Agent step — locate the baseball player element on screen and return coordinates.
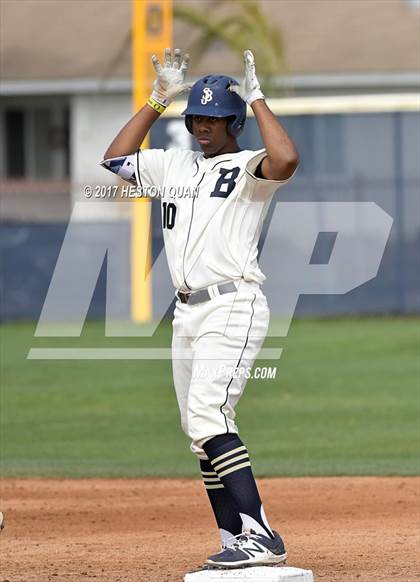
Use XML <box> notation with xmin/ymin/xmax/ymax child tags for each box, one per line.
<box><xmin>101</xmin><ymin>48</ymin><xmax>299</xmax><ymax>569</ymax></box>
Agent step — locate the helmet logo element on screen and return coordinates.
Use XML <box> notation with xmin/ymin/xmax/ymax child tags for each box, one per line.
<box><xmin>201</xmin><ymin>88</ymin><xmax>213</xmax><ymax>105</ymax></box>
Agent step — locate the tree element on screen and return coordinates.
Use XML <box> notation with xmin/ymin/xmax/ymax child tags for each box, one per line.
<box><xmin>174</xmin><ymin>0</ymin><xmax>287</xmax><ymax>95</ymax></box>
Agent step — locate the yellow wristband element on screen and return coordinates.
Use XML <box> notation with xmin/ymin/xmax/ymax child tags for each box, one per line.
<box><xmin>147</xmin><ymin>97</ymin><xmax>166</xmax><ymax>114</ymax></box>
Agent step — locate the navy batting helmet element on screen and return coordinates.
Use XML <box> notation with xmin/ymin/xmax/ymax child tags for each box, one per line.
<box><xmin>182</xmin><ymin>75</ymin><xmax>247</xmax><ymax>137</ymax></box>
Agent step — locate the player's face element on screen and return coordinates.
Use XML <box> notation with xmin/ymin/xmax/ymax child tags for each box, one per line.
<box><xmin>191</xmin><ymin>115</ymin><xmax>238</xmax><ymax>157</ymax></box>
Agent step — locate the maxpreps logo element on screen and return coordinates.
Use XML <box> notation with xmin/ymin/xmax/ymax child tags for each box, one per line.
<box><xmin>201</xmin><ymin>88</ymin><xmax>213</xmax><ymax>104</ymax></box>
<box><xmin>29</xmin><ymin>201</ymin><xmax>393</xmax><ymax>360</ymax></box>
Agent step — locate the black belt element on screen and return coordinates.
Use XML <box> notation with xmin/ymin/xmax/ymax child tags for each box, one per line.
<box><xmin>177</xmin><ymin>281</ymin><xmax>237</xmax><ymax>305</ymax></box>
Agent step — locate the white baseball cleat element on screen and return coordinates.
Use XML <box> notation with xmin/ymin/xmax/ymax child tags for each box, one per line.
<box><xmin>206</xmin><ymin>530</ymin><xmax>287</xmax><ymax>569</ymax></box>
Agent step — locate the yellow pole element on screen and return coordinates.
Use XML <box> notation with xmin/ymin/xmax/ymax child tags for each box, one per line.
<box><xmin>132</xmin><ymin>0</ymin><xmax>173</xmax><ymax>322</ymax></box>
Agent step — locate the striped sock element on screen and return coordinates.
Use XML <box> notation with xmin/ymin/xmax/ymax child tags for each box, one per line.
<box><xmin>203</xmin><ymin>434</ymin><xmax>274</xmax><ymax>539</ymax></box>
<box><xmin>200</xmin><ymin>459</ymin><xmax>243</xmax><ymax>547</ymax></box>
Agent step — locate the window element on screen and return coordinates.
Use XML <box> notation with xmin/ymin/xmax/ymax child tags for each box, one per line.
<box><xmin>5</xmin><ymin>110</ymin><xmax>25</xmax><ymax>177</ymax></box>
<box><xmin>0</xmin><ymin>101</ymin><xmax>69</xmax><ymax>180</ymax></box>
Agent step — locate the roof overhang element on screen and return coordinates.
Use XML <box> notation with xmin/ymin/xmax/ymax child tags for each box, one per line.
<box><xmin>1</xmin><ymin>73</ymin><xmax>419</xmax><ymax>96</ymax></box>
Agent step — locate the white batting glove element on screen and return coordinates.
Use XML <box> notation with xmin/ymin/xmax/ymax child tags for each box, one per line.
<box><xmin>149</xmin><ymin>48</ymin><xmax>192</xmax><ymax>110</ymax></box>
<box><xmin>229</xmin><ymin>50</ymin><xmax>265</xmax><ymax>105</ymax></box>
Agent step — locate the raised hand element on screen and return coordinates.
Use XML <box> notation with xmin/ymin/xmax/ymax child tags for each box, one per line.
<box><xmin>229</xmin><ymin>50</ymin><xmax>265</xmax><ymax>106</ymax></box>
<box><xmin>150</xmin><ymin>48</ymin><xmax>192</xmax><ymax>109</ymax></box>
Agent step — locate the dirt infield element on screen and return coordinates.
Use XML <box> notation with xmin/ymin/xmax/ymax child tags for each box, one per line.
<box><xmin>0</xmin><ymin>477</ymin><xmax>418</xmax><ymax>581</ymax></box>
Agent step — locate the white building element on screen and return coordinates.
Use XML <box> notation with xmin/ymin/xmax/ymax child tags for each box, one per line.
<box><xmin>0</xmin><ymin>0</ymin><xmax>419</xmax><ymax>221</ymax></box>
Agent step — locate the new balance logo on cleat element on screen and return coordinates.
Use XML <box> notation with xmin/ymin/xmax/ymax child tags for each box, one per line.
<box><xmin>206</xmin><ymin>530</ymin><xmax>287</xmax><ymax>569</ymax></box>
<box><xmin>241</xmin><ymin>542</ymin><xmax>266</xmax><ymax>558</ymax></box>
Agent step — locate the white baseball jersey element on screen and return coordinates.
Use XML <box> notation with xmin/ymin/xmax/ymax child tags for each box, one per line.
<box><xmin>101</xmin><ymin>148</ymin><xmax>289</xmax><ymax>292</ymax></box>
<box><xmin>102</xmin><ymin>147</ymin><xmax>293</xmax><ymax>458</ymax></box>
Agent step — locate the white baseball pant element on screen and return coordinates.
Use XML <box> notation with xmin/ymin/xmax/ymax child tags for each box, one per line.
<box><xmin>171</xmin><ymin>280</ymin><xmax>270</xmax><ymax>459</ymax></box>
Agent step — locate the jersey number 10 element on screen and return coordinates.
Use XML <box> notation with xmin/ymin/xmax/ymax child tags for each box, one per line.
<box><xmin>162</xmin><ymin>202</ymin><xmax>177</xmax><ymax>229</ymax></box>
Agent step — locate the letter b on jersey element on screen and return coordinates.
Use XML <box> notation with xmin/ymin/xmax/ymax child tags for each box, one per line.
<box><xmin>210</xmin><ymin>167</ymin><xmax>240</xmax><ymax>198</ymax></box>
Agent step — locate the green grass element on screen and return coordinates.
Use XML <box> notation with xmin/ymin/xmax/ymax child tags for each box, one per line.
<box><xmin>1</xmin><ymin>317</ymin><xmax>419</xmax><ymax>477</ymax></box>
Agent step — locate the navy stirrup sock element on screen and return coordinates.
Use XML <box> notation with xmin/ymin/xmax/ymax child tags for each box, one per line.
<box><xmin>200</xmin><ymin>458</ymin><xmax>243</xmax><ymax>546</ymax></box>
<box><xmin>203</xmin><ymin>434</ymin><xmax>274</xmax><ymax>539</ymax></box>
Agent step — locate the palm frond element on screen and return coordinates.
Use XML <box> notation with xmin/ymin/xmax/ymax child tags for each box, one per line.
<box><xmin>174</xmin><ymin>6</ymin><xmax>249</xmax><ymax>57</ymax></box>
<box><xmin>175</xmin><ymin>0</ymin><xmax>287</xmax><ymax>93</ymax></box>
<box><xmin>239</xmin><ymin>1</ymin><xmax>286</xmax><ymax>72</ymax></box>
